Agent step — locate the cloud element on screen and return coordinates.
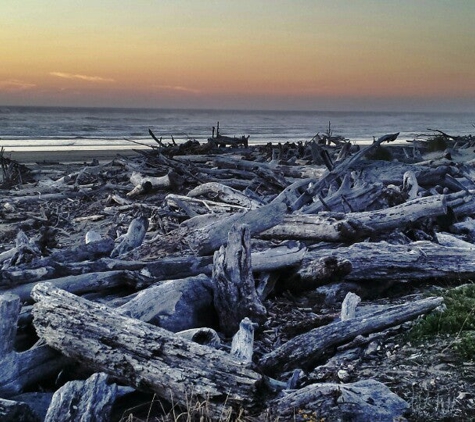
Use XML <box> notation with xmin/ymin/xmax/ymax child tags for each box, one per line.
<box><xmin>0</xmin><ymin>79</ymin><xmax>36</xmax><ymax>91</ymax></box>
<box><xmin>50</xmin><ymin>72</ymin><xmax>115</xmax><ymax>83</ymax></box>
<box><xmin>153</xmin><ymin>84</ymin><xmax>201</xmax><ymax>94</ymax></box>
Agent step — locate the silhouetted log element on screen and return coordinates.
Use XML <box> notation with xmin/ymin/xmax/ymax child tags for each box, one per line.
<box><xmin>44</xmin><ymin>373</ymin><xmax>116</xmax><ymax>422</ymax></box>
<box><xmin>0</xmin><ymin>293</ymin><xmax>67</xmax><ymax>397</ymax></box>
<box><xmin>263</xmin><ymin>195</ymin><xmax>448</xmax><ymax>242</ymax></box>
<box><xmin>118</xmin><ymin>274</ymin><xmax>216</xmax><ymax>332</ymax></box>
<box><xmin>110</xmin><ymin>216</ymin><xmax>149</xmax><ymax>258</ymax></box>
<box><xmin>0</xmin><ymin>398</ymin><xmax>40</xmax><ymax>422</ymax></box>
<box><xmin>186</xmin><ymin>201</ymin><xmax>287</xmax><ymax>255</ymax></box>
<box><xmin>212</xmin><ymin>225</ymin><xmax>266</xmax><ymax>336</ymax></box>
<box><xmin>296</xmin><ymin>241</ymin><xmax>475</xmax><ymax>283</ymax></box>
<box><xmin>266</xmin><ymin>379</ymin><xmax>409</xmax><ymax>421</ymax></box>
<box><xmin>187</xmin><ymin>182</ymin><xmax>264</xmax><ymax>209</ymax></box>
<box><xmin>258</xmin><ymin>296</ymin><xmax>443</xmax><ymax>374</ymax></box>
<box><xmin>32</xmin><ymin>283</ymin><xmax>263</xmax><ymax>416</ymax></box>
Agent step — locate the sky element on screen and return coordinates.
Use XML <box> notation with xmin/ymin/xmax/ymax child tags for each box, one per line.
<box><xmin>1</xmin><ymin>0</ymin><xmax>474</xmax><ymax>112</ymax></box>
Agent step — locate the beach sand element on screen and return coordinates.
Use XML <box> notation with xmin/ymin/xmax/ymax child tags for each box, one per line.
<box><xmin>3</xmin><ymin>148</ymin><xmax>143</xmax><ymax>165</ymax></box>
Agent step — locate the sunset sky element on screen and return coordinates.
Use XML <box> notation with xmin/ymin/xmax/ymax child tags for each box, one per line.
<box><xmin>1</xmin><ymin>0</ymin><xmax>474</xmax><ymax>112</ymax></box>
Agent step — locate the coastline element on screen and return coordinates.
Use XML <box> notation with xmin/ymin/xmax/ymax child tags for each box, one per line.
<box><xmin>2</xmin><ymin>148</ymin><xmax>145</xmax><ymax>164</ymax></box>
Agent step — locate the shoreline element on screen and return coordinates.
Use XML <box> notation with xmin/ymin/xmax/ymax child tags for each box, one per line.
<box><xmin>3</xmin><ymin>148</ymin><xmax>143</xmax><ymax>164</ymax></box>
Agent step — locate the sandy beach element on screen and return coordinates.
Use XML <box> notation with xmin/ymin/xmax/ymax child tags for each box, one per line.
<box><xmin>3</xmin><ymin>148</ymin><xmax>143</xmax><ymax>165</ymax></box>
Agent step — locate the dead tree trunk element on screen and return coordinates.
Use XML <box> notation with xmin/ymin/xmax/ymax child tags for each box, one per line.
<box><xmin>212</xmin><ymin>225</ymin><xmax>267</xmax><ymax>336</ymax></box>
<box><xmin>31</xmin><ymin>283</ymin><xmax>264</xmax><ymax>417</ymax></box>
<box><xmin>258</xmin><ymin>296</ymin><xmax>443</xmax><ymax>375</ymax></box>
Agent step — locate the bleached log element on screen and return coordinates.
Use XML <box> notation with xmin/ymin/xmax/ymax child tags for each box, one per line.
<box><xmin>31</xmin><ymin>283</ymin><xmax>263</xmax><ymax>416</ymax></box>
<box><xmin>230</xmin><ymin>317</ymin><xmax>256</xmax><ymax>364</ymax></box>
<box><xmin>436</xmin><ymin>232</ymin><xmax>475</xmax><ymax>249</ymax></box>
<box><xmin>44</xmin><ymin>373</ymin><xmax>116</xmax><ymax>422</ymax></box>
<box><xmin>340</xmin><ymin>292</ymin><xmax>361</xmax><ymax>321</ymax></box>
<box><xmin>259</xmin><ymin>296</ymin><xmax>443</xmax><ymax>374</ymax></box>
<box><xmin>212</xmin><ymin>225</ymin><xmax>266</xmax><ymax>336</ymax></box>
<box><xmin>187</xmin><ymin>182</ymin><xmax>263</xmax><ymax>209</ymax></box>
<box><xmin>402</xmin><ymin>170</ymin><xmax>419</xmax><ymax>199</ymax></box>
<box><xmin>110</xmin><ymin>216</ymin><xmax>149</xmax><ymax>258</ymax></box>
<box><xmin>118</xmin><ymin>274</ymin><xmax>216</xmax><ymax>332</ymax></box>
<box><xmin>295</xmin><ymin>240</ymin><xmax>475</xmax><ymax>283</ymax></box>
<box><xmin>127</xmin><ymin>171</ymin><xmax>175</xmax><ymax>197</ymax></box>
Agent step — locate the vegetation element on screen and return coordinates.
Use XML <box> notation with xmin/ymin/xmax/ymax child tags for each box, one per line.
<box><xmin>409</xmin><ymin>283</ymin><xmax>475</xmax><ymax>358</ymax></box>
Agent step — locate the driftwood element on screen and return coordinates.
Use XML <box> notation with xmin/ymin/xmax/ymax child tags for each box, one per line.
<box><xmin>118</xmin><ymin>274</ymin><xmax>216</xmax><ymax>332</ymax></box>
<box><xmin>212</xmin><ymin>225</ymin><xmax>266</xmax><ymax>336</ymax></box>
<box><xmin>32</xmin><ymin>283</ymin><xmax>264</xmax><ymax>417</ymax></box>
<box><xmin>44</xmin><ymin>373</ymin><xmax>116</xmax><ymax>422</ymax></box>
<box><xmin>295</xmin><ymin>240</ymin><xmax>475</xmax><ymax>284</ymax></box>
<box><xmin>259</xmin><ymin>296</ymin><xmax>443</xmax><ymax>374</ymax></box>
<box><xmin>0</xmin><ymin>293</ymin><xmax>67</xmax><ymax>397</ymax></box>
<box><xmin>266</xmin><ymin>379</ymin><xmax>409</xmax><ymax>422</ymax></box>
<box><xmin>110</xmin><ymin>216</ymin><xmax>149</xmax><ymax>258</ymax></box>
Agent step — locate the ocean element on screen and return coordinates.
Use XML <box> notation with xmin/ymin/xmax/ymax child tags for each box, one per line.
<box><xmin>0</xmin><ymin>106</ymin><xmax>474</xmax><ymax>152</ymax></box>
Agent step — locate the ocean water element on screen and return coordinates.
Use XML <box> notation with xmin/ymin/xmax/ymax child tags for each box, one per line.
<box><xmin>0</xmin><ymin>106</ymin><xmax>474</xmax><ymax>151</ymax></box>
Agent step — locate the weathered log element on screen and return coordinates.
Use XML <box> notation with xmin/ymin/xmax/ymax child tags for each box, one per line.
<box><xmin>263</xmin><ymin>194</ymin><xmax>448</xmax><ymax>242</ymax></box>
<box><xmin>340</xmin><ymin>292</ymin><xmax>361</xmax><ymax>321</ymax></box>
<box><xmin>110</xmin><ymin>216</ymin><xmax>149</xmax><ymax>258</ymax></box>
<box><xmin>32</xmin><ymin>283</ymin><xmax>264</xmax><ymax>416</ymax></box>
<box><xmin>290</xmin><ymin>133</ymin><xmax>400</xmax><ymax>211</ymax></box>
<box><xmin>212</xmin><ymin>225</ymin><xmax>266</xmax><ymax>336</ymax></box>
<box><xmin>0</xmin><ymin>293</ymin><xmax>67</xmax><ymax>397</ymax></box>
<box><xmin>259</xmin><ymin>296</ymin><xmax>443</xmax><ymax>374</ymax></box>
<box><xmin>128</xmin><ymin>171</ymin><xmax>171</xmax><ymax>195</ymax></box>
<box><xmin>118</xmin><ymin>274</ymin><xmax>216</xmax><ymax>332</ymax></box>
<box><xmin>0</xmin><ymin>271</ymin><xmax>131</xmax><ymax>303</ymax></box>
<box><xmin>0</xmin><ymin>398</ymin><xmax>40</xmax><ymax>422</ymax></box>
<box><xmin>44</xmin><ymin>373</ymin><xmax>116</xmax><ymax>422</ymax></box>
<box><xmin>176</xmin><ymin>327</ymin><xmax>221</xmax><ymax>348</ymax></box>
<box><xmin>295</xmin><ymin>240</ymin><xmax>475</xmax><ymax>284</ymax></box>
<box><xmin>186</xmin><ymin>201</ymin><xmax>287</xmax><ymax>255</ymax></box>
<box><xmin>230</xmin><ymin>317</ymin><xmax>256</xmax><ymax>364</ymax></box>
<box><xmin>187</xmin><ymin>181</ymin><xmax>263</xmax><ymax>209</ymax></box>
<box><xmin>266</xmin><ymin>379</ymin><xmax>409</xmax><ymax>422</ymax></box>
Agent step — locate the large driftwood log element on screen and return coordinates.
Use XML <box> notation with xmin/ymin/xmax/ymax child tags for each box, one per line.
<box><xmin>185</xmin><ymin>201</ymin><xmax>287</xmax><ymax>255</ymax></box>
<box><xmin>118</xmin><ymin>274</ymin><xmax>216</xmax><ymax>332</ymax></box>
<box><xmin>31</xmin><ymin>283</ymin><xmax>264</xmax><ymax>416</ymax></box>
<box><xmin>44</xmin><ymin>373</ymin><xmax>116</xmax><ymax>422</ymax></box>
<box><xmin>262</xmin><ymin>194</ymin><xmax>448</xmax><ymax>242</ymax></box>
<box><xmin>295</xmin><ymin>240</ymin><xmax>475</xmax><ymax>284</ymax></box>
<box><xmin>212</xmin><ymin>225</ymin><xmax>266</xmax><ymax>336</ymax></box>
<box><xmin>259</xmin><ymin>296</ymin><xmax>443</xmax><ymax>374</ymax></box>
<box><xmin>0</xmin><ymin>397</ymin><xmax>40</xmax><ymax>422</ymax></box>
<box><xmin>187</xmin><ymin>182</ymin><xmax>263</xmax><ymax>209</ymax></box>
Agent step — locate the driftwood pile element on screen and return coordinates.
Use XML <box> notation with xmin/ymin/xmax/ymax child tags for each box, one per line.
<box><xmin>1</xmin><ymin>130</ymin><xmax>475</xmax><ymax>421</ymax></box>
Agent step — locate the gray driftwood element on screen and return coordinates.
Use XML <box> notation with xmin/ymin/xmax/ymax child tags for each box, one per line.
<box><xmin>212</xmin><ymin>224</ymin><xmax>266</xmax><ymax>336</ymax></box>
<box><xmin>31</xmin><ymin>283</ymin><xmax>264</xmax><ymax>417</ymax></box>
<box><xmin>44</xmin><ymin>373</ymin><xmax>116</xmax><ymax>422</ymax></box>
<box><xmin>259</xmin><ymin>296</ymin><xmax>443</xmax><ymax>374</ymax></box>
